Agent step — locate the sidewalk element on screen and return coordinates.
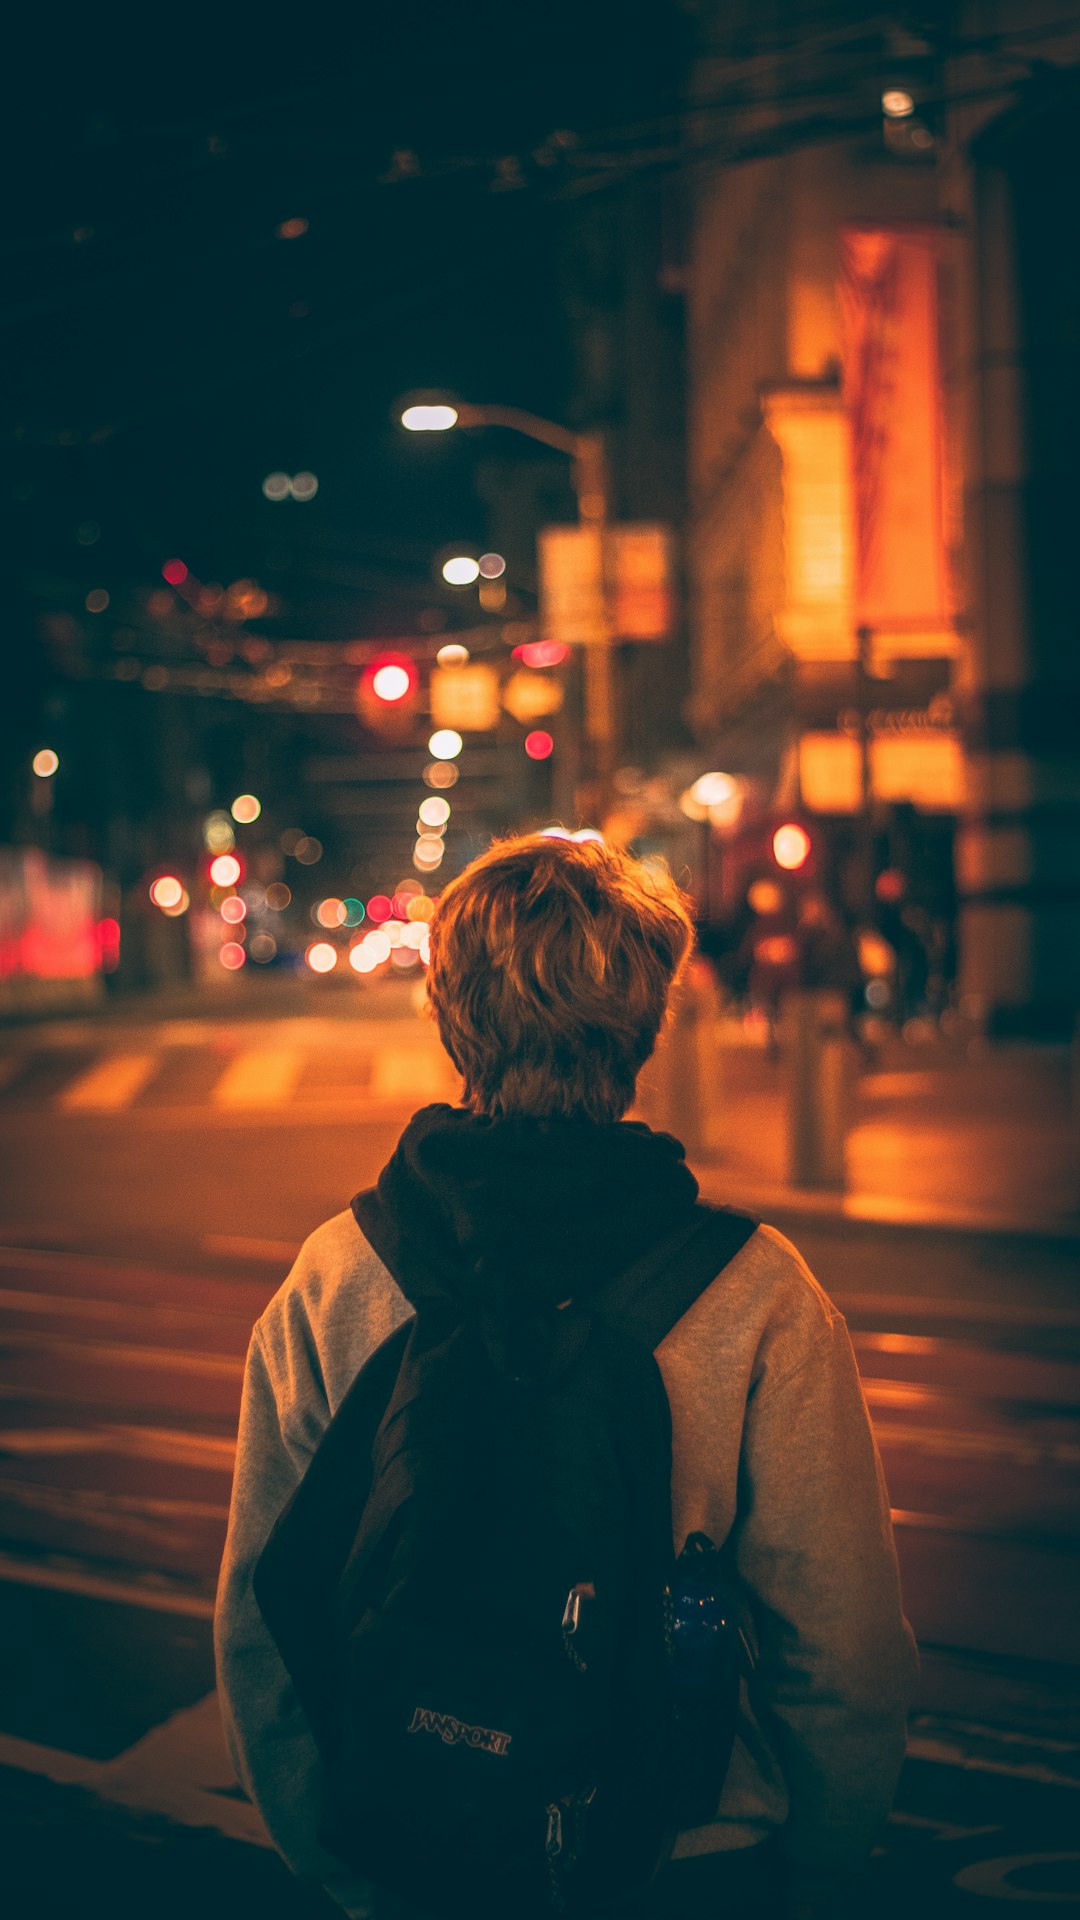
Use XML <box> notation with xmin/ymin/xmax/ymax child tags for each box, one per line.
<box><xmin>639</xmin><ymin>1028</ymin><xmax>1078</xmax><ymax>1240</ymax></box>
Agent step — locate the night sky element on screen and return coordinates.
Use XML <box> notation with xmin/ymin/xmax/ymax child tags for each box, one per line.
<box><xmin>8</xmin><ymin>3</ymin><xmax>689</xmax><ymax>653</ymax></box>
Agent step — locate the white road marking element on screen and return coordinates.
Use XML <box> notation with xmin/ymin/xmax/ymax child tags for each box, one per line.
<box><xmin>370</xmin><ymin>1047</ymin><xmax>456</xmax><ymax>1098</ymax></box>
<box><xmin>0</xmin><ymin>1693</ymin><xmax>271</xmax><ymax>1849</ymax></box>
<box><xmin>210</xmin><ymin>1046</ymin><xmax>305</xmax><ymax>1109</ymax></box>
<box><xmin>873</xmin><ymin>1419</ymin><xmax>1080</xmax><ymax>1466</ymax></box>
<box><xmin>0</xmin><ymin>1285</ymin><xmax>251</xmax><ymax>1341</ymax></box>
<box><xmin>0</xmin><ymin>1479</ymin><xmax>228</xmax><ymax>1524</ymax></box>
<box><xmin>0</xmin><ymin>1330</ymin><xmax>244</xmax><ymax>1378</ymax></box>
<box><xmin>202</xmin><ymin>1233</ymin><xmax>298</xmax><ymax>1261</ymax></box>
<box><xmin>57</xmin><ymin>1054</ymin><xmax>159</xmax><ymax>1112</ymax></box>
<box><xmin>0</xmin><ymin>1425</ymin><xmax>235</xmax><ymax>1470</ymax></box>
<box><xmin>0</xmin><ymin>1548</ymin><xmax>214</xmax><ymax>1616</ymax></box>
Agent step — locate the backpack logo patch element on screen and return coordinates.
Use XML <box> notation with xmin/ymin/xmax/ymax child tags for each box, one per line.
<box><xmin>407</xmin><ymin>1707</ymin><xmax>512</xmax><ymax>1756</ymax></box>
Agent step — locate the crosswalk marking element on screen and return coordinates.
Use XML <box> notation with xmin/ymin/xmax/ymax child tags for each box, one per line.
<box><xmin>57</xmin><ymin>1053</ymin><xmax>159</xmax><ymax>1112</ymax></box>
<box><xmin>371</xmin><ymin>1047</ymin><xmax>457</xmax><ymax>1099</ymax></box>
<box><xmin>210</xmin><ymin>1046</ymin><xmax>305</xmax><ymax>1109</ymax></box>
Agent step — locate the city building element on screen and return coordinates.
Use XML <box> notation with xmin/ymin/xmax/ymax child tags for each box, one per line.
<box><xmin>682</xmin><ymin>2</ymin><xmax>1080</xmax><ymax>1031</ymax></box>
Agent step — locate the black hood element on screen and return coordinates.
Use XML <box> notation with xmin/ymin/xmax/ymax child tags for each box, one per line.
<box><xmin>352</xmin><ymin>1102</ymin><xmax>699</xmax><ymax>1320</ymax></box>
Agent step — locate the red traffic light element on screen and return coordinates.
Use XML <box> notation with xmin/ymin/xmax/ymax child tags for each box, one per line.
<box><xmin>771</xmin><ymin>823</ymin><xmax>812</xmax><ymax>871</ymax></box>
<box><xmin>365</xmin><ymin>654</ymin><xmax>417</xmax><ymax>704</ymax></box>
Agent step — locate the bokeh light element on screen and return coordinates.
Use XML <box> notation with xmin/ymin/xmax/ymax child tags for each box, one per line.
<box><xmin>204</xmin><ymin>812</ymin><xmax>236</xmax><ymax>852</ymax></box>
<box><xmin>220</xmin><ymin>895</ymin><xmax>247</xmax><ymax>924</ymax></box>
<box><xmin>367</xmin><ymin>894</ymin><xmax>393</xmax><ymax>923</ymax></box>
<box><xmin>436</xmin><ymin>643</ymin><xmax>470</xmax><ymax>667</ymax></box>
<box><xmin>428</xmin><ymin>729</ymin><xmax>463</xmax><ymax>760</ymax></box>
<box><xmin>371</xmin><ymin>662</ymin><xmax>413</xmax><ymax>702</ymax></box>
<box><xmin>690</xmin><ymin>771</ymin><xmax>736</xmax><ymax>808</ymax></box>
<box><xmin>442</xmin><ymin>556</ymin><xmax>480</xmax><ymax>586</ymax></box>
<box><xmin>265</xmin><ymin>883</ymin><xmax>292</xmax><ymax>911</ymax></box>
<box><xmin>515</xmin><ymin>640</ymin><xmax>570</xmax><ymax>668</ymax></box>
<box><xmin>350</xmin><ymin>943</ymin><xmax>378</xmax><ymax>974</ymax></box>
<box><xmin>423</xmin><ymin>760</ymin><xmax>459</xmax><ymax>789</ymax></box>
<box><xmin>209</xmin><ymin>853</ymin><xmax>242</xmax><ymax>887</ymax></box>
<box><xmin>342</xmin><ymin>898</ymin><xmax>365</xmax><ymax>926</ymax></box>
<box><xmin>478</xmin><ymin>552</ymin><xmax>506</xmax><ymax>579</ymax></box>
<box><xmin>231</xmin><ymin>793</ymin><xmax>262</xmax><ymax>823</ymax></box>
<box><xmin>306</xmin><ymin>942</ymin><xmax>338</xmax><ymax>973</ymax></box>
<box><xmin>162</xmin><ymin>559</ymin><xmax>188</xmax><ymax>585</ymax></box>
<box><xmin>291</xmin><ymin>471</ymin><xmax>318</xmax><ymax>501</ymax></box>
<box><xmin>363</xmin><ymin>929</ymin><xmax>392</xmax><ymax>963</ymax></box>
<box><xmin>293</xmin><ymin>836</ymin><xmax>323</xmax><ymax>865</ymax></box>
<box><xmin>149</xmin><ymin>876</ymin><xmax>184</xmax><ymax>910</ymax></box>
<box><xmin>262</xmin><ymin>473</ymin><xmax>291</xmax><ymax>502</ymax></box>
<box><xmin>32</xmin><ymin>749</ymin><xmax>59</xmax><ymax>778</ymax></box>
<box><xmin>406</xmin><ymin>895</ymin><xmax>436</xmax><ymax>922</ymax></box>
<box><xmin>219</xmin><ymin>942</ymin><xmax>247</xmax><ymax>971</ymax></box>
<box><xmin>85</xmin><ymin>588</ymin><xmax>110</xmax><ymax>613</ymax></box>
<box><xmin>249</xmin><ymin>931</ymin><xmax>277</xmax><ymax>963</ymax></box>
<box><xmin>401</xmin><ymin>405</ymin><xmax>459</xmax><ymax>432</ymax></box>
<box><xmin>316</xmin><ymin>897</ymin><xmax>347</xmax><ymax>928</ymax></box>
<box><xmin>525</xmin><ymin>730</ymin><xmax>554</xmax><ymax>760</ymax></box>
<box><xmin>418</xmin><ymin>796</ymin><xmax>451</xmax><ymax>828</ymax></box>
<box><xmin>772</xmin><ymin>823</ymin><xmax>812</xmax><ymax>871</ymax></box>
<box><xmin>882</xmin><ymin>88</ymin><xmax>915</xmax><ymax>117</ymax></box>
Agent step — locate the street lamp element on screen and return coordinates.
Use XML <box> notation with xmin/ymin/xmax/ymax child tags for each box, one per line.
<box><xmin>399</xmin><ymin>396</ymin><xmax>616</xmax><ymax>800</ymax></box>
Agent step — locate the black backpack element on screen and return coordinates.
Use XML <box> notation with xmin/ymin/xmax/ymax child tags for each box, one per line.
<box><xmin>254</xmin><ymin>1201</ymin><xmax>757</xmax><ymax>1918</ymax></box>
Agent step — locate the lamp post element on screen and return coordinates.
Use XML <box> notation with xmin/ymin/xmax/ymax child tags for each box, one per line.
<box><xmin>401</xmin><ymin>400</ymin><xmax>617</xmax><ymax>809</ymax></box>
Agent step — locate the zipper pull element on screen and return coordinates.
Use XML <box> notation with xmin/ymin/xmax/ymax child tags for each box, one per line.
<box><xmin>546</xmin><ymin>1803</ymin><xmax>564</xmax><ymax>1857</ymax></box>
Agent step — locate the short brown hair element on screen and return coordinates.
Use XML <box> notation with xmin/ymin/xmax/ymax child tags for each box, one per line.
<box><xmin>426</xmin><ymin>833</ymin><xmax>694</xmax><ymax>1124</ymax></box>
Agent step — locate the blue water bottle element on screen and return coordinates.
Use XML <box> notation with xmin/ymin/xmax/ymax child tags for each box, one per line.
<box><xmin>666</xmin><ymin>1531</ymin><xmax>742</xmax><ymax>1826</ymax></box>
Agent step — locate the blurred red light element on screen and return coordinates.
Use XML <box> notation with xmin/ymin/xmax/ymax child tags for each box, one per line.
<box><xmin>525</xmin><ymin>730</ymin><xmax>554</xmax><ymax>760</ymax></box>
<box><xmin>96</xmin><ymin>917</ymin><xmax>121</xmax><ymax>947</ymax></box>
<box><xmin>162</xmin><ymin>559</ymin><xmax>188</xmax><ymax>585</ymax></box>
<box><xmin>513</xmin><ymin>641</ymin><xmax>570</xmax><ymax>669</ymax></box>
<box><xmin>366</xmin><ymin>655</ymin><xmax>416</xmax><ymax>704</ymax></box>
<box><xmin>367</xmin><ymin>894</ymin><xmax>392</xmax><ymax>923</ymax></box>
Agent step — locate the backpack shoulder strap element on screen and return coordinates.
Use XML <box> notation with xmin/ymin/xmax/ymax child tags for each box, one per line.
<box><xmin>592</xmin><ymin>1203</ymin><xmax>757</xmax><ymax>1353</ymax></box>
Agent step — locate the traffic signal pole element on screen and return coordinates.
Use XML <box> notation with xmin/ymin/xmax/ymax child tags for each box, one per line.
<box><xmin>453</xmin><ymin>405</ymin><xmax>617</xmax><ymax>818</ymax></box>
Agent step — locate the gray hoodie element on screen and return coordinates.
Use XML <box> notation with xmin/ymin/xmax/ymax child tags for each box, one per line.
<box><xmin>214</xmin><ymin>1210</ymin><xmax>918</xmax><ymax>1916</ymax></box>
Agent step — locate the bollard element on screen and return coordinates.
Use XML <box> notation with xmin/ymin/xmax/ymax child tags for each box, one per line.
<box><xmin>639</xmin><ymin>969</ymin><xmax>720</xmax><ymax>1163</ymax></box>
<box><xmin>782</xmin><ymin>988</ymin><xmax>855</xmax><ymax>1189</ymax></box>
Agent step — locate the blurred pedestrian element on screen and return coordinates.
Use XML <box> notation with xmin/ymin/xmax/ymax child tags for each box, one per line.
<box><xmin>216</xmin><ymin>833</ymin><xmax>917</xmax><ymax>1920</ymax></box>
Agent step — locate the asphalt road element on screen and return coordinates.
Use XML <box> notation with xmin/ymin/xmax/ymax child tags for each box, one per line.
<box><xmin>1</xmin><ymin>1015</ymin><xmax>1078</xmax><ymax>1915</ymax></box>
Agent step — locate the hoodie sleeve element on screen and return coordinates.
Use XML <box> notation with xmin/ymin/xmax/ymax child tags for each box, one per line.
<box><xmin>213</xmin><ymin>1321</ymin><xmax>378</xmax><ymax>1920</ymax></box>
<box><xmin>732</xmin><ymin>1311</ymin><xmax>919</xmax><ymax>1891</ymax></box>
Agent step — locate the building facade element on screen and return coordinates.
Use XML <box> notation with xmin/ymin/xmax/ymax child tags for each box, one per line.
<box><xmin>683</xmin><ymin>1</ymin><xmax>1080</xmax><ymax>1030</ymax></box>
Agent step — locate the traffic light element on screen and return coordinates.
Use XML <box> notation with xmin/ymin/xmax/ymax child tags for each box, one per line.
<box><xmin>357</xmin><ymin>653</ymin><xmax>419</xmax><ymax>733</ymax></box>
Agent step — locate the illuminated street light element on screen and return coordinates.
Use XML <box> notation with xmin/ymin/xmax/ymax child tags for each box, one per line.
<box><xmin>442</xmin><ymin>555</ymin><xmax>480</xmax><ymax>586</ymax></box>
<box><xmin>772</xmin><ymin>823</ymin><xmax>812</xmax><ymax>871</ymax></box>
<box><xmin>428</xmin><ymin>729</ymin><xmax>463</xmax><ymax>760</ymax></box>
<box><xmin>401</xmin><ymin>405</ymin><xmax>459</xmax><ymax>432</ymax></box>
<box><xmin>32</xmin><ymin>749</ymin><xmax>59</xmax><ymax>778</ymax></box>
<box><xmin>690</xmin><ymin>771</ymin><xmax>736</xmax><ymax>809</ymax></box>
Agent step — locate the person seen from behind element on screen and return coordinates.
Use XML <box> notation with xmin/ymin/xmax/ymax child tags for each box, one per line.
<box><xmin>215</xmin><ymin>833</ymin><xmax>918</xmax><ymax>1919</ymax></box>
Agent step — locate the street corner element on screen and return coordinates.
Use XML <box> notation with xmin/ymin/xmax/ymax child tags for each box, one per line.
<box><xmin>875</xmin><ymin>1738</ymin><xmax>1080</xmax><ymax>1914</ymax></box>
<box><xmin>0</xmin><ymin>1689</ymin><xmax>340</xmax><ymax>1920</ymax></box>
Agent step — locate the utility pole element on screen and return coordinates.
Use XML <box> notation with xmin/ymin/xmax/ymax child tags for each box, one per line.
<box><xmin>404</xmin><ymin>400</ymin><xmax>618</xmax><ymax>816</ymax></box>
